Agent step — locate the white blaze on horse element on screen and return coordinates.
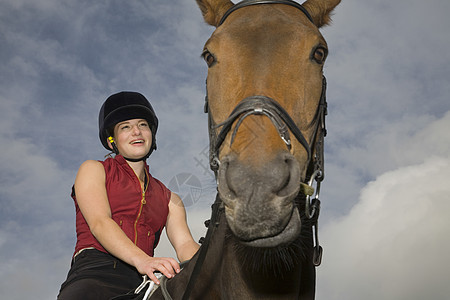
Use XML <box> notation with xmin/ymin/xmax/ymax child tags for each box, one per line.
<box><xmin>149</xmin><ymin>0</ymin><xmax>340</xmax><ymax>299</ymax></box>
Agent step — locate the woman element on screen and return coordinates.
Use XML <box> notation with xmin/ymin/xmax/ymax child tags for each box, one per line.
<box><xmin>58</xmin><ymin>91</ymin><xmax>199</xmax><ymax>299</ymax></box>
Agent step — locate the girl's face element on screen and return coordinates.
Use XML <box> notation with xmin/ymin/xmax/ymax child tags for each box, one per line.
<box><xmin>112</xmin><ymin>118</ymin><xmax>152</xmax><ymax>160</ymax></box>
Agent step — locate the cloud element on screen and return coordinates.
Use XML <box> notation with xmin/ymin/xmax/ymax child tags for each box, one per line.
<box><xmin>0</xmin><ymin>130</ymin><xmax>76</xmax><ymax>299</ymax></box>
<box><xmin>1</xmin><ymin>0</ymin><xmax>449</xmax><ymax>299</ymax></box>
<box><xmin>322</xmin><ymin>110</ymin><xmax>450</xmax><ymax>220</ymax></box>
<box><xmin>318</xmin><ymin>156</ymin><xmax>450</xmax><ymax>299</ymax></box>
<box><xmin>317</xmin><ymin>111</ymin><xmax>450</xmax><ymax>299</ymax></box>
<box><xmin>0</xmin><ymin>2</ymin><xmax>214</xmax><ymax>298</ymax></box>
<box><xmin>324</xmin><ymin>0</ymin><xmax>450</xmax><ymax>137</ymax></box>
<box><xmin>318</xmin><ymin>0</ymin><xmax>450</xmax><ymax>219</ymax></box>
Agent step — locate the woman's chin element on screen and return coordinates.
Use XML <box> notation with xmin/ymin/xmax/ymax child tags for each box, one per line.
<box><xmin>121</xmin><ymin>146</ymin><xmax>150</xmax><ymax>158</ymax></box>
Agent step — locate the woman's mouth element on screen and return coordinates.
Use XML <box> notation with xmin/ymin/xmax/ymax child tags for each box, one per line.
<box><xmin>130</xmin><ymin>139</ymin><xmax>144</xmax><ymax>145</ymax></box>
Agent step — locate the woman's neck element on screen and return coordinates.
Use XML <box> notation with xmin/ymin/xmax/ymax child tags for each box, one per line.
<box><xmin>126</xmin><ymin>160</ymin><xmax>147</xmax><ymax>183</ymax></box>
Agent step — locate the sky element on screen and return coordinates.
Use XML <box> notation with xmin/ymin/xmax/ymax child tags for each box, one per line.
<box><xmin>0</xmin><ymin>0</ymin><xmax>449</xmax><ymax>299</ymax></box>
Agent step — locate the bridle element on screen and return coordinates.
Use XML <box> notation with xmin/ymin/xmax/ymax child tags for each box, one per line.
<box><xmin>206</xmin><ymin>0</ymin><xmax>327</xmax><ymax>224</ymax></box>
<box><xmin>205</xmin><ymin>79</ymin><xmax>327</xmax><ymax>266</ymax></box>
<box><xmin>182</xmin><ymin>1</ymin><xmax>327</xmax><ymax>298</ymax></box>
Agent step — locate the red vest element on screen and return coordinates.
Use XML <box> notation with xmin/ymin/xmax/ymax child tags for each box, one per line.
<box><xmin>73</xmin><ymin>155</ymin><xmax>171</xmax><ymax>257</ymax></box>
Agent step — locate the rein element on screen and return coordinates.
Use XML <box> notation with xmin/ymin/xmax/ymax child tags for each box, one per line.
<box><xmin>181</xmin><ymin>195</ymin><xmax>223</xmax><ymax>300</ymax></box>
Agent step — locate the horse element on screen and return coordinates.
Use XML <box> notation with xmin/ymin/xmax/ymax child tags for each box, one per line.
<box><xmin>149</xmin><ymin>0</ymin><xmax>340</xmax><ymax>299</ymax></box>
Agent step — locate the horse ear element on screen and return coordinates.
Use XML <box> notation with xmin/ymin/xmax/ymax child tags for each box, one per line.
<box><xmin>195</xmin><ymin>0</ymin><xmax>235</xmax><ymax>27</ymax></box>
<box><xmin>302</xmin><ymin>0</ymin><xmax>341</xmax><ymax>28</ymax></box>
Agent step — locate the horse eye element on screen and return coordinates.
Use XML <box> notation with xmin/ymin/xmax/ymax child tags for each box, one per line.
<box><xmin>312</xmin><ymin>47</ymin><xmax>327</xmax><ymax>64</ymax></box>
<box><xmin>202</xmin><ymin>50</ymin><xmax>216</xmax><ymax>67</ymax></box>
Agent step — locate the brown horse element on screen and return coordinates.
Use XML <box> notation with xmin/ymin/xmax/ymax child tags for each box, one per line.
<box><xmin>149</xmin><ymin>0</ymin><xmax>340</xmax><ymax>299</ymax></box>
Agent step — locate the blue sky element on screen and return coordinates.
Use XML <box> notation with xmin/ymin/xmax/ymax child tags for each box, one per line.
<box><xmin>1</xmin><ymin>0</ymin><xmax>449</xmax><ymax>299</ymax></box>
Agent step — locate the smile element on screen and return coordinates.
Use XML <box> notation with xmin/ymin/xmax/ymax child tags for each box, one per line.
<box><xmin>130</xmin><ymin>140</ymin><xmax>144</xmax><ymax>145</ymax></box>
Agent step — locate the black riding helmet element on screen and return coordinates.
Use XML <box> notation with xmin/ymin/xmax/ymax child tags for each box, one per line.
<box><xmin>99</xmin><ymin>91</ymin><xmax>158</xmax><ymax>161</ymax></box>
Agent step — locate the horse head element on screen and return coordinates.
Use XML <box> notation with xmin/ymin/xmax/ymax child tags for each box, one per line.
<box><xmin>197</xmin><ymin>0</ymin><xmax>339</xmax><ymax>249</ymax></box>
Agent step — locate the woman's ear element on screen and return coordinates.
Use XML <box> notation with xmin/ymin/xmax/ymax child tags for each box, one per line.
<box><xmin>107</xmin><ymin>136</ymin><xmax>119</xmax><ymax>154</ymax></box>
<box><xmin>107</xmin><ymin>137</ymin><xmax>113</xmax><ymax>149</ymax></box>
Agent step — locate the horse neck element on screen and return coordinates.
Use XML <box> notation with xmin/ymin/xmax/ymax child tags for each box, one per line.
<box><xmin>161</xmin><ymin>212</ymin><xmax>316</xmax><ymax>299</ymax></box>
<box><xmin>220</xmin><ymin>237</ymin><xmax>306</xmax><ymax>299</ymax></box>
<box><xmin>199</xmin><ymin>214</ymin><xmax>315</xmax><ymax>299</ymax></box>
<box><xmin>158</xmin><ymin>212</ymin><xmax>228</xmax><ymax>299</ymax></box>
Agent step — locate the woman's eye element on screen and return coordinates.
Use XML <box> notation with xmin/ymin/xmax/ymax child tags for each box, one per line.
<box><xmin>312</xmin><ymin>47</ymin><xmax>327</xmax><ymax>64</ymax></box>
<box><xmin>202</xmin><ymin>50</ymin><xmax>216</xmax><ymax>67</ymax></box>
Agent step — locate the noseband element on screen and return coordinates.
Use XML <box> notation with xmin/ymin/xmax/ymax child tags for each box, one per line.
<box><xmin>210</xmin><ymin>95</ymin><xmax>312</xmax><ymax>172</ymax></box>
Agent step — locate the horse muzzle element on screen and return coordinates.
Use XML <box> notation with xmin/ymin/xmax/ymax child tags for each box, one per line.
<box><xmin>217</xmin><ymin>151</ymin><xmax>302</xmax><ymax>246</ymax></box>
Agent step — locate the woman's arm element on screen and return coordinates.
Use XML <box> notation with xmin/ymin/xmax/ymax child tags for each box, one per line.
<box><xmin>165</xmin><ymin>193</ymin><xmax>200</xmax><ymax>262</ymax></box>
<box><xmin>74</xmin><ymin>160</ymin><xmax>179</xmax><ymax>284</ymax></box>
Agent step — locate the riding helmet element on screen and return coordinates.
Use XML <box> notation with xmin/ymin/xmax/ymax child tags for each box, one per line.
<box><xmin>98</xmin><ymin>91</ymin><xmax>158</xmax><ymax>158</ymax></box>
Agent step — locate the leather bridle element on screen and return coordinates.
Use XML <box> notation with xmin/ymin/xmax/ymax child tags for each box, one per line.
<box><xmin>206</xmin><ymin>76</ymin><xmax>328</xmax><ymax>225</ymax></box>
<box><xmin>206</xmin><ymin>0</ymin><xmax>327</xmax><ymax>225</ymax></box>
<box><xmin>182</xmin><ymin>1</ymin><xmax>327</xmax><ymax>299</ymax></box>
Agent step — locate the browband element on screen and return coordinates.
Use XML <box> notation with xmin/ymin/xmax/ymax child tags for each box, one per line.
<box><xmin>219</xmin><ymin>0</ymin><xmax>313</xmax><ymax>26</ymax></box>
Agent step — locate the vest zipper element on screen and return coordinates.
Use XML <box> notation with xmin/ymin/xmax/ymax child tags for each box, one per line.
<box><xmin>134</xmin><ymin>172</ymin><xmax>149</xmax><ymax>245</ymax></box>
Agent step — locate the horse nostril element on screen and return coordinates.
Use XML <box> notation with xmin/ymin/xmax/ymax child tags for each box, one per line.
<box><xmin>277</xmin><ymin>171</ymin><xmax>291</xmax><ymax>194</ymax></box>
<box><xmin>217</xmin><ymin>158</ymin><xmax>238</xmax><ymax>201</ymax></box>
<box><xmin>276</xmin><ymin>154</ymin><xmax>301</xmax><ymax>197</ymax></box>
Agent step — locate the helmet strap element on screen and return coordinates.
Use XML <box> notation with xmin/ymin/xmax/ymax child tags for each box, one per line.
<box><xmin>122</xmin><ymin>149</ymin><xmax>151</xmax><ymax>162</ymax></box>
<box><xmin>108</xmin><ymin>136</ymin><xmax>120</xmax><ymax>155</ymax></box>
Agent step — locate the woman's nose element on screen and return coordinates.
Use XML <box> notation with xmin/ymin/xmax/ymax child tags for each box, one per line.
<box><xmin>131</xmin><ymin>125</ymin><xmax>141</xmax><ymax>135</ymax></box>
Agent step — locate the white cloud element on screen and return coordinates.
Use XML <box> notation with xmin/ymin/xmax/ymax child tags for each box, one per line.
<box><xmin>317</xmin><ymin>111</ymin><xmax>450</xmax><ymax>300</ymax></box>
<box><xmin>335</xmin><ymin>111</ymin><xmax>450</xmax><ymax>180</ymax></box>
<box><xmin>0</xmin><ymin>135</ymin><xmax>76</xmax><ymax>299</ymax></box>
<box><xmin>316</xmin><ymin>0</ymin><xmax>450</xmax><ymax>222</ymax></box>
<box><xmin>322</xmin><ymin>110</ymin><xmax>450</xmax><ymax>218</ymax></box>
<box><xmin>318</xmin><ymin>156</ymin><xmax>450</xmax><ymax>299</ymax></box>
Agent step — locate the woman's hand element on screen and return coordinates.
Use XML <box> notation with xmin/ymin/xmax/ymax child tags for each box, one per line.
<box><xmin>135</xmin><ymin>256</ymin><xmax>181</xmax><ymax>284</ymax></box>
